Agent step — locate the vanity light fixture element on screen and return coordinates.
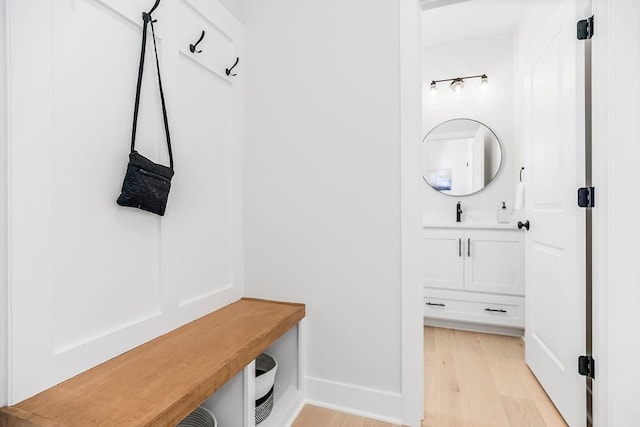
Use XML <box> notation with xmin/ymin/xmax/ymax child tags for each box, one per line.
<box><xmin>429</xmin><ymin>74</ymin><xmax>488</xmax><ymax>94</ymax></box>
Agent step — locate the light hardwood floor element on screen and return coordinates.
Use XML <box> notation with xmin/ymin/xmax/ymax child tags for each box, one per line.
<box><xmin>423</xmin><ymin>326</ymin><xmax>566</xmax><ymax>427</ymax></box>
<box><xmin>293</xmin><ymin>405</ymin><xmax>398</xmax><ymax>427</ymax></box>
<box><xmin>293</xmin><ymin>326</ymin><xmax>567</xmax><ymax>427</ymax></box>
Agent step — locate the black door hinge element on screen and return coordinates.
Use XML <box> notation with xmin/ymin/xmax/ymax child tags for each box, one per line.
<box><xmin>577</xmin><ymin>15</ymin><xmax>594</xmax><ymax>40</ymax></box>
<box><xmin>578</xmin><ymin>355</ymin><xmax>595</xmax><ymax>379</ymax></box>
<box><xmin>578</xmin><ymin>187</ymin><xmax>595</xmax><ymax>208</ymax></box>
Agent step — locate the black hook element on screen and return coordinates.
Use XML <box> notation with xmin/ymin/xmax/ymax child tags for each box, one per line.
<box><xmin>189</xmin><ymin>30</ymin><xmax>205</xmax><ymax>54</ymax></box>
<box><xmin>226</xmin><ymin>57</ymin><xmax>240</xmax><ymax>77</ymax></box>
<box><xmin>520</xmin><ymin>167</ymin><xmax>525</xmax><ymax>182</ymax></box>
<box><xmin>142</xmin><ymin>0</ymin><xmax>161</xmax><ymax>22</ymax></box>
<box><xmin>147</xmin><ymin>0</ymin><xmax>161</xmax><ymax>14</ymax></box>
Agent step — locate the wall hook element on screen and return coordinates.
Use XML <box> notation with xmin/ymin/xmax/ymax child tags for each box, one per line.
<box><xmin>147</xmin><ymin>0</ymin><xmax>161</xmax><ymax>14</ymax></box>
<box><xmin>142</xmin><ymin>0</ymin><xmax>161</xmax><ymax>21</ymax></box>
<box><xmin>520</xmin><ymin>167</ymin><xmax>525</xmax><ymax>182</ymax></box>
<box><xmin>189</xmin><ymin>30</ymin><xmax>205</xmax><ymax>53</ymax></box>
<box><xmin>226</xmin><ymin>57</ymin><xmax>240</xmax><ymax>76</ymax></box>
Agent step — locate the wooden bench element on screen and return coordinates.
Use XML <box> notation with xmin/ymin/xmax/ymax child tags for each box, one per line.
<box><xmin>0</xmin><ymin>298</ymin><xmax>305</xmax><ymax>427</ymax></box>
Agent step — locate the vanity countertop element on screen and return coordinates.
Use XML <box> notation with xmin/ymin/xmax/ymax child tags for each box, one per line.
<box><xmin>423</xmin><ymin>221</ymin><xmax>520</xmax><ymax>230</ymax></box>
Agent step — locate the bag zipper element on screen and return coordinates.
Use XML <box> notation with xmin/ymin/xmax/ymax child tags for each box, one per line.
<box><xmin>139</xmin><ymin>168</ymin><xmax>171</xmax><ymax>183</ymax></box>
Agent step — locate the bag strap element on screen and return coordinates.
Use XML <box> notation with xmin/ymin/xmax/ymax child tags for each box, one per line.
<box><xmin>130</xmin><ymin>2</ymin><xmax>174</xmax><ymax>170</ymax></box>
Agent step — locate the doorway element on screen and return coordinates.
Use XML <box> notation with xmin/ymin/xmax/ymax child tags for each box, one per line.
<box><xmin>418</xmin><ymin>0</ymin><xmax>591</xmax><ymax>425</ymax></box>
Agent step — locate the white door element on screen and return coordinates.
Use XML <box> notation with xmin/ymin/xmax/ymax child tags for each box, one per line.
<box><xmin>523</xmin><ymin>0</ymin><xmax>587</xmax><ymax>425</ymax></box>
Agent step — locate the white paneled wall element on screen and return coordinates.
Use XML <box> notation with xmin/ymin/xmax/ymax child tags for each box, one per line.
<box><xmin>217</xmin><ymin>0</ymin><xmax>244</xmax><ymax>23</ymax></box>
<box><xmin>5</xmin><ymin>0</ymin><xmax>243</xmax><ymax>403</ymax></box>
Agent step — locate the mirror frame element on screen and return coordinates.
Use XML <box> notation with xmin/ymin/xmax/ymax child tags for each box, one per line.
<box><xmin>422</xmin><ymin>118</ymin><xmax>503</xmax><ymax>197</ymax></box>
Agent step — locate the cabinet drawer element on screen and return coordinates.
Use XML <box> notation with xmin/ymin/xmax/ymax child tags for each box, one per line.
<box><xmin>424</xmin><ymin>289</ymin><xmax>524</xmax><ymax>328</ymax></box>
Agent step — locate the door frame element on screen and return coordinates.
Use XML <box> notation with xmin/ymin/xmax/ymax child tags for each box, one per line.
<box><xmin>400</xmin><ymin>1</ymin><xmax>424</xmax><ymax>426</ymax></box>
<box><xmin>0</xmin><ymin>0</ymin><xmax>8</xmax><ymax>408</ymax></box>
<box><xmin>401</xmin><ymin>0</ymin><xmax>639</xmax><ymax>426</ymax></box>
<box><xmin>591</xmin><ymin>0</ymin><xmax>640</xmax><ymax>424</ymax></box>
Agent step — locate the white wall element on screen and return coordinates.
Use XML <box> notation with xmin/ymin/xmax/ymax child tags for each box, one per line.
<box><xmin>242</xmin><ymin>0</ymin><xmax>404</xmax><ymax>422</ymax></box>
<box><xmin>217</xmin><ymin>0</ymin><xmax>244</xmax><ymax>22</ymax></box>
<box><xmin>422</xmin><ymin>33</ymin><xmax>517</xmax><ymax>222</ymax></box>
<box><xmin>4</xmin><ymin>0</ymin><xmax>243</xmax><ymax>403</ymax></box>
<box><xmin>0</xmin><ymin>0</ymin><xmax>7</xmax><ymax>408</ymax></box>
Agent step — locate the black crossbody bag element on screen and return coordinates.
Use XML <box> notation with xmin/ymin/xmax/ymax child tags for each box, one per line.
<box><xmin>117</xmin><ymin>2</ymin><xmax>174</xmax><ymax>216</ymax></box>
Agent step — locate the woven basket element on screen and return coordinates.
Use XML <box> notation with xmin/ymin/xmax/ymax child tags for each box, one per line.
<box><xmin>255</xmin><ymin>353</ymin><xmax>277</xmax><ymax>424</ymax></box>
<box><xmin>255</xmin><ymin>353</ymin><xmax>278</xmax><ymax>400</ymax></box>
<box><xmin>177</xmin><ymin>406</ymin><xmax>217</xmax><ymax>427</ymax></box>
<box><xmin>255</xmin><ymin>385</ymin><xmax>274</xmax><ymax>425</ymax></box>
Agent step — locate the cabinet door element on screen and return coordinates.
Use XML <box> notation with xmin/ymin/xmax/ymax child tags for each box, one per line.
<box><xmin>464</xmin><ymin>230</ymin><xmax>524</xmax><ymax>295</ymax></box>
<box><xmin>423</xmin><ymin>229</ymin><xmax>464</xmax><ymax>290</ymax></box>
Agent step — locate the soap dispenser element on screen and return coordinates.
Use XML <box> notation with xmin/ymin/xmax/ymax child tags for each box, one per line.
<box><xmin>497</xmin><ymin>202</ymin><xmax>511</xmax><ymax>224</ymax></box>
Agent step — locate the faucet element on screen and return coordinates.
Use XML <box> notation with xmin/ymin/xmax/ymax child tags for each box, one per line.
<box><xmin>456</xmin><ymin>201</ymin><xmax>463</xmax><ymax>222</ymax></box>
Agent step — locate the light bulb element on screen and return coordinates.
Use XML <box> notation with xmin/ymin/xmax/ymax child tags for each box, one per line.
<box><xmin>430</xmin><ymin>81</ymin><xmax>437</xmax><ymax>96</ymax></box>
<box><xmin>450</xmin><ymin>78</ymin><xmax>464</xmax><ymax>94</ymax></box>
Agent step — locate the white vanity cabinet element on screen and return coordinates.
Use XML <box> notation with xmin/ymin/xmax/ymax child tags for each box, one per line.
<box><xmin>423</xmin><ymin>225</ymin><xmax>525</xmax><ymax>333</ymax></box>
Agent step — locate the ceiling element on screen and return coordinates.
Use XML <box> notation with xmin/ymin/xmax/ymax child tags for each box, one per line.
<box><xmin>421</xmin><ymin>0</ymin><xmax>538</xmax><ymax>46</ymax></box>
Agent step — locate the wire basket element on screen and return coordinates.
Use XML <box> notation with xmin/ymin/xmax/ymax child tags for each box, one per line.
<box><xmin>177</xmin><ymin>406</ymin><xmax>217</xmax><ymax>427</ymax></box>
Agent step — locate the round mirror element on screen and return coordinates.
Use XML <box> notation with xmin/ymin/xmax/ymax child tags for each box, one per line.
<box><xmin>422</xmin><ymin>118</ymin><xmax>502</xmax><ymax>196</ymax></box>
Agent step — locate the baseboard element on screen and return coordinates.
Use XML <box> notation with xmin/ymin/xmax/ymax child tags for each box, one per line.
<box><xmin>304</xmin><ymin>376</ymin><xmax>402</xmax><ymax>425</ymax></box>
<box><xmin>424</xmin><ymin>318</ymin><xmax>524</xmax><ymax>337</ymax></box>
<box><xmin>282</xmin><ymin>397</ymin><xmax>306</xmax><ymax>427</ymax></box>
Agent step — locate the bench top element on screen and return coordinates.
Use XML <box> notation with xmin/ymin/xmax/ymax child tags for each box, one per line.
<box><xmin>0</xmin><ymin>298</ymin><xmax>305</xmax><ymax>427</ymax></box>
